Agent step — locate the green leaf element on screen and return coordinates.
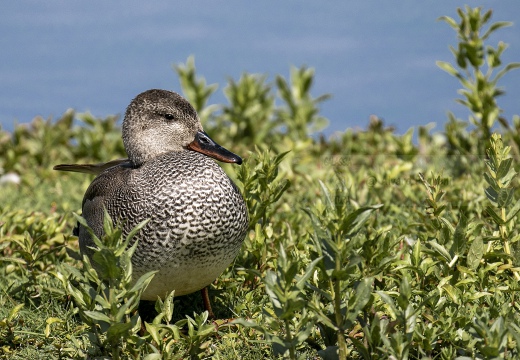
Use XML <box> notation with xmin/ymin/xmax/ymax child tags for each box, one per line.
<box><xmin>428</xmin><ymin>240</ymin><xmax>452</xmax><ymax>262</ymax></box>
<box><xmin>319</xmin><ymin>236</ymin><xmax>340</xmax><ymax>277</ymax></box>
<box><xmin>271</xmin><ymin>339</ymin><xmax>289</xmax><ymax>357</ymax></box>
<box><xmin>497</xmin><ymin>188</ymin><xmax>514</xmax><ymax>208</ymax></box>
<box><xmin>451</xmin><ymin>213</ymin><xmax>468</xmax><ymax>255</ymax></box>
<box><xmin>433</xmin><ymin>204</ymin><xmax>447</xmax><ymax>217</ymax></box>
<box><xmin>294</xmin><ymin>320</ymin><xmax>315</xmax><ymax>345</ymax></box>
<box><xmin>126</xmin><ymin>218</ymin><xmax>150</xmax><ymax>243</ymax></box>
<box><xmin>496</xmin><ymin>158</ymin><xmax>512</xmax><ymax>179</ymax></box>
<box><xmin>107</xmin><ymin>322</ymin><xmax>133</xmax><ymax>343</ymax></box>
<box><xmin>467</xmin><ymin>236</ymin><xmax>484</xmax><ymax>270</ymax></box>
<box><xmin>437</xmin><ymin>15</ymin><xmax>458</xmax><ymax>30</ymax></box>
<box><xmin>143</xmin><ymin>354</ymin><xmax>163</xmax><ymax>360</ymax></box>
<box><xmin>485</xmin><ymin>206</ymin><xmax>505</xmax><ymax>225</ymax></box>
<box><xmin>162</xmin><ymin>290</ymin><xmax>176</xmax><ymax>324</ymax></box>
<box><xmin>44</xmin><ymin>317</ymin><xmax>63</xmax><ymax>338</ymax></box>
<box><xmin>0</xmin><ymin>256</ymin><xmax>26</xmax><ymax>265</ymax></box>
<box><xmin>438</xmin><ymin>217</ymin><xmax>455</xmax><ymax>234</ymax></box>
<box><xmin>493</xmin><ymin>62</ymin><xmax>520</xmax><ymax>83</ymax></box>
<box><xmin>73</xmin><ymin>212</ymin><xmax>89</xmax><ymax>229</ymax></box>
<box><xmin>376</xmin><ymin>291</ymin><xmax>398</xmax><ymax>318</ymax></box>
<box><xmin>436</xmin><ymin>61</ymin><xmax>460</xmax><ymax>77</ymax></box>
<box><xmin>484</xmin><ymin>186</ymin><xmax>498</xmax><ymax>204</ymax></box>
<box><xmin>7</xmin><ymin>304</ymin><xmax>24</xmax><ymax>321</ymax></box>
<box><xmin>412</xmin><ymin>239</ymin><xmax>421</xmax><ymax>268</ymax></box>
<box><xmin>506</xmin><ymin>198</ymin><xmax>520</xmax><ymax>223</ymax></box>
<box><xmin>295</xmin><ymin>257</ymin><xmax>322</xmax><ymax>289</ymax></box>
<box><xmin>102</xmin><ymin>207</ymin><xmax>114</xmax><ymax>235</ymax></box>
<box><xmin>83</xmin><ymin>311</ymin><xmax>111</xmax><ymax>324</ymax></box>
<box><xmin>145</xmin><ymin>323</ymin><xmax>162</xmax><ymax>345</ymax></box>
<box><xmin>115</xmin><ymin>295</ymin><xmax>139</xmax><ymax>321</ymax></box>
<box><xmin>397</xmin><ymin>277</ymin><xmax>411</xmax><ymax>309</ymax></box>
<box><xmin>318</xmin><ymin>180</ymin><xmax>334</xmax><ymax>209</ymax></box>
<box><xmin>318</xmin><ymin>346</ymin><xmax>340</xmax><ymax>360</ymax></box>
<box><xmin>482</xmin><ymin>21</ymin><xmax>513</xmax><ymax>40</ymax></box>
<box><xmin>62</xmin><ymin>262</ymin><xmax>86</xmax><ymax>280</ymax></box>
<box><xmin>128</xmin><ymin>271</ymin><xmax>157</xmax><ymax>294</ymax></box>
<box><xmin>468</xmin><ymin>291</ymin><xmax>492</xmax><ymax>301</ymax></box>
<box><xmin>272</xmin><ymin>179</ymin><xmax>290</xmax><ymax>203</ymax></box>
<box><xmin>501</xmin><ymin>168</ymin><xmax>518</xmax><ymax>187</ymax></box>
<box><xmin>346</xmin><ymin>278</ymin><xmax>373</xmax><ymax>323</ymax></box>
<box><xmin>195</xmin><ymin>322</ymin><xmax>217</xmax><ymax>337</ymax></box>
<box><xmin>341</xmin><ymin>204</ymin><xmax>383</xmax><ymax>237</ymax></box>
<box><xmin>232</xmin><ymin>318</ymin><xmax>264</xmax><ymax>332</ymax></box>
<box><xmin>440</xmin><ymin>283</ymin><xmax>460</xmax><ymax>304</ymax></box>
<box><xmin>92</xmin><ymin>249</ymin><xmax>121</xmax><ymax>280</ymax></box>
<box><xmin>73</xmin><ymin>212</ymin><xmax>100</xmax><ymax>244</ymax></box>
<box><xmin>483</xmin><ymin>172</ymin><xmax>499</xmax><ymax>191</ymax></box>
<box><xmin>273</xmin><ymin>150</ymin><xmax>291</xmax><ymax>166</ymax></box>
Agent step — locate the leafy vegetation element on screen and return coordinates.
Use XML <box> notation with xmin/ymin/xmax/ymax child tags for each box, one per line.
<box><xmin>1</xmin><ymin>6</ymin><xmax>520</xmax><ymax>359</ymax></box>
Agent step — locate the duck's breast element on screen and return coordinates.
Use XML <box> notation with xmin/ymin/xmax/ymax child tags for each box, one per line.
<box><xmin>115</xmin><ymin>151</ymin><xmax>248</xmax><ymax>268</ymax></box>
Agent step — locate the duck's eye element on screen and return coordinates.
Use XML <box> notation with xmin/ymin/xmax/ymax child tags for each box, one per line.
<box><xmin>163</xmin><ymin>113</ymin><xmax>175</xmax><ymax>121</ymax></box>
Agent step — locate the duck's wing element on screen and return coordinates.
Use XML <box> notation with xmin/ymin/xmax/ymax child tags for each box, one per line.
<box><xmin>53</xmin><ymin>158</ymin><xmax>130</xmax><ymax>175</ymax></box>
<box><xmin>76</xmin><ymin>163</ymin><xmax>135</xmax><ymax>255</ymax></box>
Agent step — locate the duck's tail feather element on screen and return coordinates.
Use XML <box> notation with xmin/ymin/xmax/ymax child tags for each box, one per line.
<box><xmin>53</xmin><ymin>158</ymin><xmax>129</xmax><ymax>175</ymax></box>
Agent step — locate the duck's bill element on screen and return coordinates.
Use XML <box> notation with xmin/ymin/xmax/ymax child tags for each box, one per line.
<box><xmin>187</xmin><ymin>131</ymin><xmax>242</xmax><ymax>165</ymax></box>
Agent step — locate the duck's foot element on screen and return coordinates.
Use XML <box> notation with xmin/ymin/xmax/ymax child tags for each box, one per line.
<box><xmin>201</xmin><ymin>287</ymin><xmax>215</xmax><ymax>319</ymax></box>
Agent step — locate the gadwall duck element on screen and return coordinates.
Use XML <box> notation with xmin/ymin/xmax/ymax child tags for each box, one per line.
<box><xmin>54</xmin><ymin>89</ymin><xmax>249</xmax><ymax>310</ymax></box>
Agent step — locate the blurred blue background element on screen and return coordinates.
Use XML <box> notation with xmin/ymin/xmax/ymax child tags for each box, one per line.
<box><xmin>1</xmin><ymin>1</ymin><xmax>519</xmax><ymax>135</ymax></box>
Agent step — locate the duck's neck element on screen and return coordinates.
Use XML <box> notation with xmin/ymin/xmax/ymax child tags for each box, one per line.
<box><xmin>123</xmin><ymin>131</ymin><xmax>185</xmax><ymax>167</ymax></box>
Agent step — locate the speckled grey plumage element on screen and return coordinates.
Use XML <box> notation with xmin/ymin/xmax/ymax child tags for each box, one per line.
<box><xmin>75</xmin><ymin>89</ymin><xmax>248</xmax><ymax>300</ymax></box>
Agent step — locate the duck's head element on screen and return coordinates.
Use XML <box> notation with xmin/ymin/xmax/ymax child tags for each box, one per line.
<box><xmin>122</xmin><ymin>89</ymin><xmax>242</xmax><ymax>167</ymax></box>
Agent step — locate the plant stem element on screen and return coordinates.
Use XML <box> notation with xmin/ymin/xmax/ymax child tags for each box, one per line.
<box><xmin>284</xmin><ymin>319</ymin><xmax>296</xmax><ymax>360</ymax></box>
<box><xmin>500</xmin><ymin>207</ymin><xmax>520</xmax><ymax>280</ymax></box>
<box><xmin>332</xmin><ymin>244</ymin><xmax>347</xmax><ymax>360</ymax></box>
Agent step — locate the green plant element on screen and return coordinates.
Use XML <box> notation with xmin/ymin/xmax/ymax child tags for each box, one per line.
<box><xmin>235</xmin><ymin>244</ymin><xmax>319</xmax><ymax>360</ymax></box>
<box><xmin>305</xmin><ymin>182</ymin><xmax>382</xmax><ymax>360</ymax></box>
<box><xmin>0</xmin><ymin>210</ymin><xmax>70</xmax><ymax>298</ymax></box>
<box><xmin>72</xmin><ymin>112</ymin><xmax>126</xmax><ymax>161</ymax></box>
<box><xmin>482</xmin><ymin>133</ymin><xmax>520</xmax><ymax>280</ymax></box>
<box><xmin>54</xmin><ymin>211</ymin><xmax>154</xmax><ymax>359</ymax></box>
<box><xmin>0</xmin><ymin>303</ymin><xmax>24</xmax><ymax>350</ymax></box>
<box><xmin>469</xmin><ymin>313</ymin><xmax>513</xmax><ymax>358</ymax></box>
<box><xmin>2</xmin><ymin>233</ymin><xmax>64</xmax><ymax>297</ymax></box>
<box><xmin>276</xmin><ymin>66</ymin><xmax>331</xmax><ymax>141</ymax></box>
<box><xmin>237</xmin><ymin>148</ymin><xmax>290</xmax><ymax>229</ymax></box>
<box><xmin>221</xmin><ymin>73</ymin><xmax>277</xmax><ymax>145</ymax></box>
<box><xmin>1</xmin><ymin>6</ymin><xmax>520</xmax><ymax>356</ymax></box>
<box><xmin>437</xmin><ymin>6</ymin><xmax>520</xmax><ymax>151</ymax></box>
<box><xmin>234</xmin><ymin>148</ymin><xmax>291</xmax><ymax>283</ymax></box>
<box><xmin>174</xmin><ymin>55</ymin><xmax>219</xmax><ymax>122</ymax></box>
<box><xmin>374</xmin><ymin>277</ymin><xmax>419</xmax><ymax>360</ymax></box>
<box><xmin>145</xmin><ymin>290</ymin><xmax>222</xmax><ymax>360</ymax></box>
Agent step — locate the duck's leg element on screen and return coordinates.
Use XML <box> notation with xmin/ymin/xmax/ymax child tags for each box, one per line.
<box><xmin>201</xmin><ymin>287</ymin><xmax>215</xmax><ymax>319</ymax></box>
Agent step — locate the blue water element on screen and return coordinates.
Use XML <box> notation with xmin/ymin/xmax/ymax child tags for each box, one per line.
<box><xmin>1</xmin><ymin>1</ymin><xmax>519</xmax><ymax>136</ymax></box>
